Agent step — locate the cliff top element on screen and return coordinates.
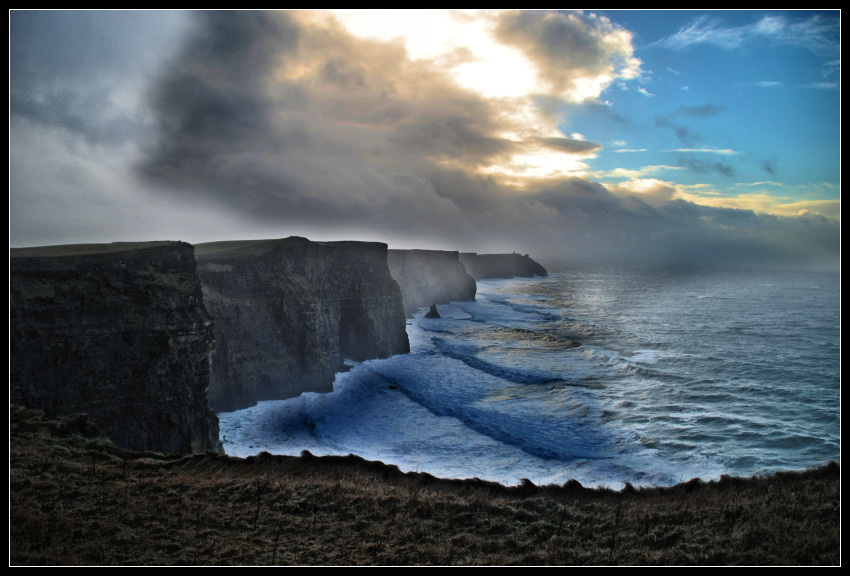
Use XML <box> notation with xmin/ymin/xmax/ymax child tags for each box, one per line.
<box><xmin>10</xmin><ymin>241</ymin><xmax>186</xmax><ymax>259</ymax></box>
<box><xmin>194</xmin><ymin>238</ymin><xmax>293</xmax><ymax>259</ymax></box>
<box><xmin>388</xmin><ymin>248</ymin><xmax>461</xmax><ymax>256</ymax></box>
<box><xmin>195</xmin><ymin>237</ymin><xmax>389</xmax><ymax>260</ymax></box>
<box><xmin>458</xmin><ymin>252</ymin><xmax>548</xmax><ymax>279</ymax></box>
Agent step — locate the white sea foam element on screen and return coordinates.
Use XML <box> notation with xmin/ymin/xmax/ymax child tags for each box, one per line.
<box><xmin>219</xmin><ymin>265</ymin><xmax>840</xmax><ymax>487</ymax></box>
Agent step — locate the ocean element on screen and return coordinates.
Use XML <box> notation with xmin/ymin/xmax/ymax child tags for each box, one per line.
<box><xmin>218</xmin><ymin>262</ymin><xmax>841</xmax><ymax>489</ymax></box>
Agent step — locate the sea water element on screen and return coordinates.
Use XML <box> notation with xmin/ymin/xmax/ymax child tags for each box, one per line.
<box><xmin>218</xmin><ymin>263</ymin><xmax>840</xmax><ymax>489</ymax></box>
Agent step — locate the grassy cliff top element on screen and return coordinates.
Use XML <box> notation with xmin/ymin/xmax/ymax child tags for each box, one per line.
<box><xmin>9</xmin><ymin>404</ymin><xmax>840</xmax><ymax>566</ymax></box>
<box><xmin>10</xmin><ymin>241</ymin><xmax>185</xmax><ymax>259</ymax></box>
<box><xmin>195</xmin><ymin>237</ymin><xmax>388</xmax><ymax>260</ymax></box>
<box><xmin>193</xmin><ymin>238</ymin><xmax>293</xmax><ymax>259</ymax></box>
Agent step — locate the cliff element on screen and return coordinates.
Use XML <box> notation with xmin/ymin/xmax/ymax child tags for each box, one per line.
<box><xmin>387</xmin><ymin>249</ymin><xmax>477</xmax><ymax>317</ymax></box>
<box><xmin>195</xmin><ymin>237</ymin><xmax>410</xmax><ymax>412</ymax></box>
<box><xmin>459</xmin><ymin>252</ymin><xmax>548</xmax><ymax>280</ymax></box>
<box><xmin>9</xmin><ymin>241</ymin><xmax>221</xmax><ymax>455</ymax></box>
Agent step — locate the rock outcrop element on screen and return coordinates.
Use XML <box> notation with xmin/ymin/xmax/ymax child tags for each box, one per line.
<box><xmin>9</xmin><ymin>241</ymin><xmax>221</xmax><ymax>455</ymax></box>
<box><xmin>196</xmin><ymin>237</ymin><xmax>410</xmax><ymax>412</ymax></box>
<box><xmin>387</xmin><ymin>249</ymin><xmax>477</xmax><ymax>317</ymax></box>
<box><xmin>424</xmin><ymin>304</ymin><xmax>441</xmax><ymax>319</ymax></box>
<box><xmin>459</xmin><ymin>252</ymin><xmax>548</xmax><ymax>280</ymax></box>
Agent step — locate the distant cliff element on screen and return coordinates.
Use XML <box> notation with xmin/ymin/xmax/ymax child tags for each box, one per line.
<box><xmin>387</xmin><ymin>249</ymin><xmax>477</xmax><ymax>317</ymax></box>
<box><xmin>459</xmin><ymin>253</ymin><xmax>548</xmax><ymax>280</ymax></box>
<box><xmin>9</xmin><ymin>242</ymin><xmax>222</xmax><ymax>455</ymax></box>
<box><xmin>196</xmin><ymin>237</ymin><xmax>410</xmax><ymax>412</ymax></box>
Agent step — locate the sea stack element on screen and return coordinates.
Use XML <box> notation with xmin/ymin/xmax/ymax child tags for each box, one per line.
<box><xmin>424</xmin><ymin>303</ymin><xmax>441</xmax><ymax>318</ymax></box>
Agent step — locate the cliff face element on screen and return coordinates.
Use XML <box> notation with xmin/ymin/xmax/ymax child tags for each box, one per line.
<box><xmin>196</xmin><ymin>237</ymin><xmax>410</xmax><ymax>413</ymax></box>
<box><xmin>10</xmin><ymin>242</ymin><xmax>221</xmax><ymax>455</ymax></box>
<box><xmin>387</xmin><ymin>250</ymin><xmax>477</xmax><ymax>317</ymax></box>
<box><xmin>458</xmin><ymin>253</ymin><xmax>548</xmax><ymax>280</ymax></box>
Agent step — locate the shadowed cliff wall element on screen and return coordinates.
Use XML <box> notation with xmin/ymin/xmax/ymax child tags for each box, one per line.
<box><xmin>196</xmin><ymin>237</ymin><xmax>410</xmax><ymax>412</ymax></box>
<box><xmin>10</xmin><ymin>242</ymin><xmax>221</xmax><ymax>455</ymax></box>
<box><xmin>459</xmin><ymin>253</ymin><xmax>548</xmax><ymax>280</ymax></box>
<box><xmin>387</xmin><ymin>249</ymin><xmax>477</xmax><ymax>317</ymax></box>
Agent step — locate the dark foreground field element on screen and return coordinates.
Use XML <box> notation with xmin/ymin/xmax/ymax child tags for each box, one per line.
<box><xmin>10</xmin><ymin>405</ymin><xmax>840</xmax><ymax>566</ymax></box>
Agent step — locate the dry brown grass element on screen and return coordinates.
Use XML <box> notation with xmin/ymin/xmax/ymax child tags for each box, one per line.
<box><xmin>9</xmin><ymin>405</ymin><xmax>840</xmax><ymax>566</ymax></box>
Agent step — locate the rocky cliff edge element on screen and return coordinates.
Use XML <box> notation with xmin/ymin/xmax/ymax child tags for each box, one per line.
<box><xmin>459</xmin><ymin>252</ymin><xmax>548</xmax><ymax>280</ymax></box>
<box><xmin>10</xmin><ymin>241</ymin><xmax>222</xmax><ymax>455</ymax></box>
<box><xmin>387</xmin><ymin>249</ymin><xmax>477</xmax><ymax>317</ymax></box>
<box><xmin>196</xmin><ymin>237</ymin><xmax>410</xmax><ymax>413</ymax></box>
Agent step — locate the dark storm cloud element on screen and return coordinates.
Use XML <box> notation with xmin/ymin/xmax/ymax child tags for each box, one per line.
<box><xmin>140</xmin><ymin>12</ymin><xmax>298</xmax><ymax>185</ymax></box>
<box><xmin>493</xmin><ymin>10</ymin><xmax>639</xmax><ymax>96</ymax></box>
<box><xmin>136</xmin><ymin>10</ymin><xmax>525</xmax><ymax>243</ymax></box>
<box><xmin>10</xmin><ymin>11</ymin><xmax>185</xmax><ymax>145</ymax></box>
<box><xmin>9</xmin><ymin>88</ymin><xmax>147</xmax><ymax>147</ymax></box>
<box><xmin>388</xmin><ymin>116</ymin><xmax>514</xmax><ymax>165</ymax></box>
<box><xmin>523</xmin><ymin>182</ymin><xmax>839</xmax><ymax>267</ymax></box>
<box><xmin>496</xmin><ymin>11</ymin><xmax>610</xmax><ymax>69</ymax></box>
<box><xmin>124</xmin><ymin>10</ymin><xmax>835</xmax><ymax>268</ymax></box>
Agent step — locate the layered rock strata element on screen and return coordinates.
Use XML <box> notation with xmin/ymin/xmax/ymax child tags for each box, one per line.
<box><xmin>9</xmin><ymin>242</ymin><xmax>221</xmax><ymax>455</ymax></box>
<box><xmin>196</xmin><ymin>237</ymin><xmax>410</xmax><ymax>412</ymax></box>
<box><xmin>387</xmin><ymin>249</ymin><xmax>477</xmax><ymax>317</ymax></box>
<box><xmin>459</xmin><ymin>252</ymin><xmax>548</xmax><ymax>280</ymax></box>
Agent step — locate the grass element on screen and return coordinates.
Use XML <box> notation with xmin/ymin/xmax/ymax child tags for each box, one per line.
<box><xmin>10</xmin><ymin>241</ymin><xmax>183</xmax><ymax>259</ymax></box>
<box><xmin>193</xmin><ymin>238</ymin><xmax>292</xmax><ymax>259</ymax></box>
<box><xmin>9</xmin><ymin>405</ymin><xmax>840</xmax><ymax>566</ymax></box>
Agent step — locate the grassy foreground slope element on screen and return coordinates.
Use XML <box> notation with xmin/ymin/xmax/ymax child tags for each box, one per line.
<box><xmin>10</xmin><ymin>405</ymin><xmax>840</xmax><ymax>566</ymax></box>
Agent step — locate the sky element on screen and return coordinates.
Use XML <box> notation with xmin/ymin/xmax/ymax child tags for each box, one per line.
<box><xmin>9</xmin><ymin>10</ymin><xmax>841</xmax><ymax>268</ymax></box>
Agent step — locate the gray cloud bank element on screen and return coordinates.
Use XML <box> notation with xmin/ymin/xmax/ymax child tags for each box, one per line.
<box><xmin>11</xmin><ymin>11</ymin><xmax>839</xmax><ymax>270</ymax></box>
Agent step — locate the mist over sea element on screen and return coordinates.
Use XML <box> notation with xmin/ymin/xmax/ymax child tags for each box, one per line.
<box><xmin>219</xmin><ymin>262</ymin><xmax>840</xmax><ymax>489</ymax></box>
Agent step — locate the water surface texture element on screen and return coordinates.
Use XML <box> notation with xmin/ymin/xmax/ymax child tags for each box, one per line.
<box><xmin>219</xmin><ymin>264</ymin><xmax>840</xmax><ymax>489</ymax></box>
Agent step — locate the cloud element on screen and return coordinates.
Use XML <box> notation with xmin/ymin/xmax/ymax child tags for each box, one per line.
<box><xmin>761</xmin><ymin>160</ymin><xmax>777</xmax><ymax>175</ymax></box>
<box><xmin>532</xmin><ymin>136</ymin><xmax>603</xmax><ymax>155</ymax></box>
<box><xmin>803</xmin><ymin>81</ymin><xmax>839</xmax><ymax>90</ymax></box>
<box><xmin>10</xmin><ymin>88</ymin><xmax>149</xmax><ymax>147</ymax></box>
<box><xmin>599</xmin><ymin>165</ymin><xmax>684</xmax><ymax>179</ymax></box>
<box><xmin>652</xmin><ymin>104</ymin><xmax>728</xmax><ymax>146</ymax></box>
<box><xmin>136</xmin><ymin>11</ymin><xmax>633</xmax><ymax>240</ymax></box>
<box><xmin>676</xmin><ymin>155</ymin><xmax>737</xmax><ymax>178</ymax></box>
<box><xmin>9</xmin><ymin>10</ymin><xmax>839</xmax><ymax>269</ymax></box>
<box><xmin>10</xmin><ymin>11</ymin><xmax>186</xmax><ymax>145</ymax></box>
<box><xmin>656</xmin><ymin>12</ymin><xmax>840</xmax><ymax>55</ymax></box>
<box><xmin>605</xmin><ymin>178</ymin><xmax>679</xmax><ymax>204</ymax></box>
<box><xmin>493</xmin><ymin>10</ymin><xmax>642</xmax><ymax>100</ymax></box>
<box><xmin>654</xmin><ymin>116</ymin><xmax>700</xmax><ymax>145</ymax></box>
<box><xmin>657</xmin><ymin>15</ymin><xmax>749</xmax><ymax>50</ymax></box>
<box><xmin>671</xmin><ymin>148</ymin><xmax>738</xmax><ymax>155</ymax></box>
<box><xmin>522</xmin><ymin>179</ymin><xmax>839</xmax><ymax>267</ymax></box>
<box><xmin>675</xmin><ymin>103</ymin><xmax>727</xmax><ymax>118</ymax></box>
<box><xmin>679</xmin><ymin>189</ymin><xmax>840</xmax><ymax>221</ymax></box>
<box><xmin>736</xmin><ymin>81</ymin><xmax>783</xmax><ymax>88</ymax></box>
